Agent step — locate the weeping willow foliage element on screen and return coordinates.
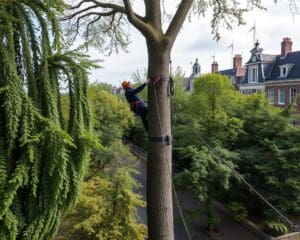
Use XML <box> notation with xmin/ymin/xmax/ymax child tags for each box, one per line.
<box><xmin>0</xmin><ymin>1</ymin><xmax>97</xmax><ymax>239</ymax></box>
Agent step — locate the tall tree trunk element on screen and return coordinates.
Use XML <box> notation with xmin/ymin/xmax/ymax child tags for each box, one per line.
<box><xmin>146</xmin><ymin>40</ymin><xmax>174</xmax><ymax>240</ymax></box>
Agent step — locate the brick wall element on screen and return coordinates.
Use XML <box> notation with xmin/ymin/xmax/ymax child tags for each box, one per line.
<box><xmin>265</xmin><ymin>82</ymin><xmax>300</xmax><ymax>112</ymax></box>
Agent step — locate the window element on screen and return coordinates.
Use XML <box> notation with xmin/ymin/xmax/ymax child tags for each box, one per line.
<box><xmin>279</xmin><ymin>64</ymin><xmax>293</xmax><ymax>77</ymax></box>
<box><xmin>290</xmin><ymin>88</ymin><xmax>297</xmax><ymax>103</ymax></box>
<box><xmin>282</xmin><ymin>67</ymin><xmax>287</xmax><ymax>75</ymax></box>
<box><xmin>278</xmin><ymin>88</ymin><xmax>285</xmax><ymax>105</ymax></box>
<box><xmin>248</xmin><ymin>65</ymin><xmax>258</xmax><ymax>83</ymax></box>
<box><xmin>268</xmin><ymin>88</ymin><xmax>275</xmax><ymax>104</ymax></box>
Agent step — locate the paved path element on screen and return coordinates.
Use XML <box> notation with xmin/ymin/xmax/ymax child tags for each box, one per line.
<box><xmin>135</xmin><ymin>159</ymin><xmax>262</xmax><ymax>240</ymax></box>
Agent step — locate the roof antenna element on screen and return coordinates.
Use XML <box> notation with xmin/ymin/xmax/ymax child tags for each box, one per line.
<box><xmin>227</xmin><ymin>41</ymin><xmax>234</xmax><ymax>60</ymax></box>
<box><xmin>248</xmin><ymin>20</ymin><xmax>256</xmax><ymax>46</ymax></box>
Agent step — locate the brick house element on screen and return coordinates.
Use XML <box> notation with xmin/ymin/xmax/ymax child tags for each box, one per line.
<box><xmin>265</xmin><ymin>38</ymin><xmax>300</xmax><ymax>113</ymax></box>
<box><xmin>215</xmin><ymin>38</ymin><xmax>300</xmax><ymax>120</ymax></box>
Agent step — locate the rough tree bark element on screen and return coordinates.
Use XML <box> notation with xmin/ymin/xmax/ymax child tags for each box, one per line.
<box><xmin>147</xmin><ymin>41</ymin><xmax>173</xmax><ymax>239</ymax></box>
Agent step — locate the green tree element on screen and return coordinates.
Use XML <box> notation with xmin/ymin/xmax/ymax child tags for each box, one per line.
<box><xmin>173</xmin><ymin>74</ymin><xmax>242</xmax><ymax>232</ymax></box>
<box><xmin>175</xmin><ymin>146</ymin><xmax>236</xmax><ymax>233</ymax></box>
<box><xmin>232</xmin><ymin>95</ymin><xmax>300</xmax><ymax>218</ymax></box>
<box><xmin>190</xmin><ymin>74</ymin><xmax>244</xmax><ymax>147</ymax></box>
<box><xmin>64</xmin><ymin>1</ymin><xmax>294</xmax><ymax>239</ymax></box>
<box><xmin>0</xmin><ymin>1</ymin><xmax>97</xmax><ymax>239</ymax></box>
<box><xmin>56</xmin><ymin>119</ymin><xmax>147</xmax><ymax>240</ymax></box>
<box><xmin>56</xmin><ymin>169</ymin><xmax>147</xmax><ymax>240</ymax></box>
<box><xmin>89</xmin><ymin>83</ymin><xmax>134</xmax><ymax>144</ymax></box>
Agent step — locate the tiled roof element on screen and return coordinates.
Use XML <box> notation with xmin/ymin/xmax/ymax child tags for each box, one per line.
<box><xmin>269</xmin><ymin>51</ymin><xmax>300</xmax><ymax>80</ymax></box>
<box><xmin>261</xmin><ymin>54</ymin><xmax>276</xmax><ymax>62</ymax></box>
<box><xmin>218</xmin><ymin>69</ymin><xmax>235</xmax><ymax>76</ymax></box>
<box><xmin>263</xmin><ymin>63</ymin><xmax>274</xmax><ymax>80</ymax></box>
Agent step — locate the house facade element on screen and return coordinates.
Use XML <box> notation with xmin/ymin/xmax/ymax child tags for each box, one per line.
<box><xmin>238</xmin><ymin>40</ymin><xmax>276</xmax><ymax>95</ymax></box>
<box><xmin>216</xmin><ymin>38</ymin><xmax>300</xmax><ymax>116</ymax></box>
<box><xmin>265</xmin><ymin>38</ymin><xmax>300</xmax><ymax>112</ymax></box>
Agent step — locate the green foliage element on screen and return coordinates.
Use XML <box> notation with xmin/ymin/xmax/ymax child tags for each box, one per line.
<box><xmin>175</xmin><ymin>146</ymin><xmax>236</xmax><ymax>230</ymax></box>
<box><xmin>262</xmin><ymin>221</ymin><xmax>289</xmax><ymax>237</ymax></box>
<box><xmin>56</xmin><ymin>169</ymin><xmax>147</xmax><ymax>240</ymax></box>
<box><xmin>232</xmin><ymin>95</ymin><xmax>300</xmax><ymax>215</ymax></box>
<box><xmin>89</xmin><ymin>83</ymin><xmax>134</xmax><ymax>145</ymax></box>
<box><xmin>57</xmin><ymin>81</ymin><xmax>146</xmax><ymax>240</ymax></box>
<box><xmin>0</xmin><ymin>1</ymin><xmax>97</xmax><ymax>239</ymax></box>
<box><xmin>56</xmin><ymin>140</ymin><xmax>147</xmax><ymax>240</ymax></box>
<box><xmin>227</xmin><ymin>201</ymin><xmax>248</xmax><ymax>222</ymax></box>
<box><xmin>172</xmin><ymin>73</ymin><xmax>300</xmax><ymax>229</ymax></box>
<box><xmin>184</xmin><ymin>146</ymin><xmax>235</xmax><ymax>202</ymax></box>
<box><xmin>190</xmin><ymin>74</ymin><xmax>243</xmax><ymax>146</ymax></box>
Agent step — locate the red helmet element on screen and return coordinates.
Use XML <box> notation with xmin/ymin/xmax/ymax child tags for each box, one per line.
<box><xmin>122</xmin><ymin>81</ymin><xmax>130</xmax><ymax>89</ymax></box>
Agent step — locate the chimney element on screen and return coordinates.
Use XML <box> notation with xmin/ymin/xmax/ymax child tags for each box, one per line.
<box><xmin>211</xmin><ymin>61</ymin><xmax>218</xmax><ymax>73</ymax></box>
<box><xmin>281</xmin><ymin>37</ymin><xmax>292</xmax><ymax>57</ymax></box>
<box><xmin>233</xmin><ymin>54</ymin><xmax>242</xmax><ymax>69</ymax></box>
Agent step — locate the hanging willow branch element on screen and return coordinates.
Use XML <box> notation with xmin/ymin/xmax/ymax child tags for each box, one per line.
<box><xmin>0</xmin><ymin>1</ymin><xmax>98</xmax><ymax>239</ymax></box>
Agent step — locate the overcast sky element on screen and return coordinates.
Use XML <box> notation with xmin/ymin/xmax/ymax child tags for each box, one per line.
<box><xmin>87</xmin><ymin>0</ymin><xmax>300</xmax><ymax>86</ymax></box>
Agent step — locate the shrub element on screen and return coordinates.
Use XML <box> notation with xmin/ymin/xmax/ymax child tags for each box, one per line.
<box><xmin>262</xmin><ymin>221</ymin><xmax>289</xmax><ymax>237</ymax></box>
<box><xmin>228</xmin><ymin>201</ymin><xmax>248</xmax><ymax>222</ymax></box>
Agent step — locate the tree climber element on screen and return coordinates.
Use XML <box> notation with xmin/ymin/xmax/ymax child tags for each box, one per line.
<box><xmin>122</xmin><ymin>80</ymin><xmax>150</xmax><ymax>131</ymax></box>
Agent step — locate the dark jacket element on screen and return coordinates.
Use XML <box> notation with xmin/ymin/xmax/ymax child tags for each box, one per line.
<box><xmin>125</xmin><ymin>83</ymin><xmax>147</xmax><ymax>113</ymax></box>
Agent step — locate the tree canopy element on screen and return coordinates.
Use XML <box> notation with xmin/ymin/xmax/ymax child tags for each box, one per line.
<box><xmin>0</xmin><ymin>1</ymin><xmax>97</xmax><ymax>239</ymax></box>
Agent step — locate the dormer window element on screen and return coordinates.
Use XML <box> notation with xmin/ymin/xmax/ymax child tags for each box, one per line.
<box><xmin>280</xmin><ymin>66</ymin><xmax>287</xmax><ymax>77</ymax></box>
<box><xmin>248</xmin><ymin>65</ymin><xmax>258</xmax><ymax>83</ymax></box>
<box><xmin>279</xmin><ymin>64</ymin><xmax>293</xmax><ymax>77</ymax></box>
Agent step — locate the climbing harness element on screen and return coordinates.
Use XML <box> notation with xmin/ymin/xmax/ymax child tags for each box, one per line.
<box><xmin>149</xmin><ymin>75</ymin><xmax>170</xmax><ymax>88</ymax></box>
<box><xmin>130</xmin><ymin>100</ymin><xmax>141</xmax><ymax>112</ymax></box>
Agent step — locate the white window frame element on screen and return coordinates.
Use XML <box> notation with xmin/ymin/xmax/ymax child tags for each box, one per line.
<box><xmin>278</xmin><ymin>88</ymin><xmax>285</xmax><ymax>105</ymax></box>
<box><xmin>280</xmin><ymin>66</ymin><xmax>287</xmax><ymax>77</ymax></box>
<box><xmin>268</xmin><ymin>88</ymin><xmax>275</xmax><ymax>104</ymax></box>
<box><xmin>290</xmin><ymin>88</ymin><xmax>297</xmax><ymax>103</ymax></box>
<box><xmin>279</xmin><ymin>64</ymin><xmax>293</xmax><ymax>77</ymax></box>
<box><xmin>248</xmin><ymin>65</ymin><xmax>258</xmax><ymax>83</ymax></box>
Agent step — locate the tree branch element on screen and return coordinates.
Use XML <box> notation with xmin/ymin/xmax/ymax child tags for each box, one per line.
<box><xmin>62</xmin><ymin>5</ymin><xmax>99</xmax><ymax>20</ymax></box>
<box><xmin>122</xmin><ymin>0</ymin><xmax>155</xmax><ymax>39</ymax></box>
<box><xmin>70</xmin><ymin>0</ymin><xmax>126</xmax><ymax>13</ymax></box>
<box><xmin>144</xmin><ymin>0</ymin><xmax>162</xmax><ymax>31</ymax></box>
<box><xmin>67</xmin><ymin>0</ymin><xmax>153</xmax><ymax>37</ymax></box>
<box><xmin>165</xmin><ymin>0</ymin><xmax>194</xmax><ymax>43</ymax></box>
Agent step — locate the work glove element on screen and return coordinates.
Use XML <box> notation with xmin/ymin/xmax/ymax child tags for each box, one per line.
<box><xmin>145</xmin><ymin>78</ymin><xmax>151</xmax><ymax>85</ymax></box>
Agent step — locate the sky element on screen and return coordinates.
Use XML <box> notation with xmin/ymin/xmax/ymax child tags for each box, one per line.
<box><xmin>87</xmin><ymin>0</ymin><xmax>300</xmax><ymax>87</ymax></box>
